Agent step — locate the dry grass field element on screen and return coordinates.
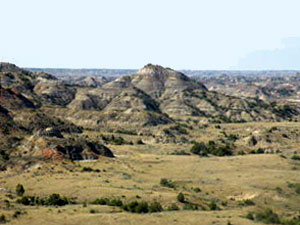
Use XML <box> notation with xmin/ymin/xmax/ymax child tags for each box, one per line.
<box><xmin>0</xmin><ymin>122</ymin><xmax>300</xmax><ymax>225</ymax></box>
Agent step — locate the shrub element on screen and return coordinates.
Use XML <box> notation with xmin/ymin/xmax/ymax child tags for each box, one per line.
<box><xmin>246</xmin><ymin>212</ymin><xmax>255</xmax><ymax>220</ymax></box>
<box><xmin>167</xmin><ymin>203</ymin><xmax>179</xmax><ymax>211</ymax></box>
<box><xmin>208</xmin><ymin>201</ymin><xmax>218</xmax><ymax>210</ymax></box>
<box><xmin>169</xmin><ymin>124</ymin><xmax>188</xmax><ymax>135</ymax></box>
<box><xmin>17</xmin><ymin>194</ymin><xmax>70</xmax><ymax>206</ymax></box>
<box><xmin>149</xmin><ymin>201</ymin><xmax>163</xmax><ymax>213</ymax></box>
<box><xmin>44</xmin><ymin>194</ymin><xmax>69</xmax><ymax>206</ymax></box>
<box><xmin>13</xmin><ymin>210</ymin><xmax>21</xmax><ymax>218</ymax></box>
<box><xmin>123</xmin><ymin>201</ymin><xmax>149</xmax><ymax>213</ymax></box>
<box><xmin>193</xmin><ymin>187</ymin><xmax>201</xmax><ymax>193</ymax></box>
<box><xmin>135</xmin><ymin>201</ymin><xmax>149</xmax><ymax>213</ymax></box>
<box><xmin>190</xmin><ymin>142</ymin><xmax>233</xmax><ymax>156</ymax></box>
<box><xmin>255</xmin><ymin>209</ymin><xmax>280</xmax><ymax>224</ymax></box>
<box><xmin>0</xmin><ymin>214</ymin><xmax>6</xmax><ymax>223</ymax></box>
<box><xmin>287</xmin><ymin>182</ymin><xmax>300</xmax><ymax>195</ymax></box>
<box><xmin>183</xmin><ymin>203</ymin><xmax>198</xmax><ymax>210</ymax></box>
<box><xmin>136</xmin><ymin>139</ymin><xmax>144</xmax><ymax>145</ymax></box>
<box><xmin>16</xmin><ymin>184</ymin><xmax>25</xmax><ymax>196</ymax></box>
<box><xmin>239</xmin><ymin>199</ymin><xmax>255</xmax><ymax>206</ymax></box>
<box><xmin>160</xmin><ymin>178</ymin><xmax>175</xmax><ymax>188</ymax></box>
<box><xmin>107</xmin><ymin>198</ymin><xmax>123</xmax><ymax>207</ymax></box>
<box><xmin>291</xmin><ymin>155</ymin><xmax>300</xmax><ymax>161</ymax></box>
<box><xmin>256</xmin><ymin>148</ymin><xmax>265</xmax><ymax>154</ymax></box>
<box><xmin>91</xmin><ymin>198</ymin><xmax>109</xmax><ymax>205</ymax></box>
<box><xmin>0</xmin><ymin>150</ymin><xmax>9</xmax><ymax>161</ymax></box>
<box><xmin>89</xmin><ymin>209</ymin><xmax>96</xmax><ymax>214</ymax></box>
<box><xmin>210</xmin><ymin>145</ymin><xmax>232</xmax><ymax>156</ymax></box>
<box><xmin>190</xmin><ymin>142</ymin><xmax>208</xmax><ymax>156</ymax></box>
<box><xmin>123</xmin><ymin>201</ymin><xmax>139</xmax><ymax>213</ymax></box>
<box><xmin>227</xmin><ymin>134</ymin><xmax>238</xmax><ymax>142</ymax></box>
<box><xmin>170</xmin><ymin>150</ymin><xmax>190</xmax><ymax>155</ymax></box>
<box><xmin>16</xmin><ymin>196</ymin><xmax>32</xmax><ymax>205</ymax></box>
<box><xmin>275</xmin><ymin>187</ymin><xmax>283</xmax><ymax>194</ymax></box>
<box><xmin>81</xmin><ymin>167</ymin><xmax>94</xmax><ymax>172</ymax></box>
<box><xmin>177</xmin><ymin>193</ymin><xmax>185</xmax><ymax>203</ymax></box>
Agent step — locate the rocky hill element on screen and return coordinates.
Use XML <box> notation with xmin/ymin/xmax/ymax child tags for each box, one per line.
<box><xmin>1</xmin><ymin>62</ymin><xmax>300</xmax><ymax>168</ymax></box>
<box><xmin>0</xmin><ymin>63</ymin><xmax>114</xmax><ymax>169</ymax></box>
<box><xmin>59</xmin><ymin>64</ymin><xmax>299</xmax><ymax>130</ymax></box>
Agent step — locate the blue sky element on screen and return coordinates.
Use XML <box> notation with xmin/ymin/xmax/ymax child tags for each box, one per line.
<box><xmin>1</xmin><ymin>0</ymin><xmax>300</xmax><ymax>70</ymax></box>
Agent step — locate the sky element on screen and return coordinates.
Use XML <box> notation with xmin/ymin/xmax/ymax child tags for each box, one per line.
<box><xmin>0</xmin><ymin>0</ymin><xmax>300</xmax><ymax>70</ymax></box>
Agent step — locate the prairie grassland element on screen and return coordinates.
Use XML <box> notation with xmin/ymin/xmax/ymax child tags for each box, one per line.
<box><xmin>0</xmin><ymin>122</ymin><xmax>300</xmax><ymax>225</ymax></box>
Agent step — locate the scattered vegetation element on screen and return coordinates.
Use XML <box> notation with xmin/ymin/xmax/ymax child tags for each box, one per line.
<box><xmin>160</xmin><ymin>178</ymin><xmax>176</xmax><ymax>188</ymax></box>
<box><xmin>287</xmin><ymin>182</ymin><xmax>300</xmax><ymax>195</ymax></box>
<box><xmin>122</xmin><ymin>200</ymin><xmax>163</xmax><ymax>213</ymax></box>
<box><xmin>244</xmin><ymin>209</ymin><xmax>300</xmax><ymax>225</ymax></box>
<box><xmin>100</xmin><ymin>134</ymin><xmax>132</xmax><ymax>145</ymax></box>
<box><xmin>239</xmin><ymin>199</ymin><xmax>255</xmax><ymax>206</ymax></box>
<box><xmin>114</xmin><ymin>129</ymin><xmax>137</xmax><ymax>135</ymax></box>
<box><xmin>81</xmin><ymin>167</ymin><xmax>100</xmax><ymax>172</ymax></box>
<box><xmin>170</xmin><ymin>150</ymin><xmax>190</xmax><ymax>155</ymax></box>
<box><xmin>167</xmin><ymin>203</ymin><xmax>180</xmax><ymax>211</ymax></box>
<box><xmin>17</xmin><ymin>193</ymin><xmax>72</xmax><ymax>206</ymax></box>
<box><xmin>190</xmin><ymin>141</ymin><xmax>233</xmax><ymax>156</ymax></box>
<box><xmin>91</xmin><ymin>197</ymin><xmax>123</xmax><ymax>207</ymax></box>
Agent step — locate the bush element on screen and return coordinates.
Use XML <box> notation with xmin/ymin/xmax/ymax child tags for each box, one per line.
<box><xmin>208</xmin><ymin>201</ymin><xmax>218</xmax><ymax>210</ymax></box>
<box><xmin>170</xmin><ymin>150</ymin><xmax>190</xmax><ymax>155</ymax></box>
<box><xmin>16</xmin><ymin>184</ymin><xmax>25</xmax><ymax>196</ymax></box>
<box><xmin>246</xmin><ymin>212</ymin><xmax>255</xmax><ymax>220</ymax></box>
<box><xmin>13</xmin><ymin>210</ymin><xmax>21</xmax><ymax>218</ymax></box>
<box><xmin>91</xmin><ymin>198</ymin><xmax>108</xmax><ymax>205</ymax></box>
<box><xmin>81</xmin><ymin>167</ymin><xmax>94</xmax><ymax>172</ymax></box>
<box><xmin>255</xmin><ymin>209</ymin><xmax>280</xmax><ymax>224</ymax></box>
<box><xmin>123</xmin><ymin>201</ymin><xmax>149</xmax><ymax>213</ymax></box>
<box><xmin>44</xmin><ymin>194</ymin><xmax>69</xmax><ymax>206</ymax></box>
<box><xmin>89</xmin><ymin>209</ymin><xmax>96</xmax><ymax>214</ymax></box>
<box><xmin>107</xmin><ymin>198</ymin><xmax>123</xmax><ymax>207</ymax></box>
<box><xmin>149</xmin><ymin>201</ymin><xmax>163</xmax><ymax>213</ymax></box>
<box><xmin>81</xmin><ymin>167</ymin><xmax>100</xmax><ymax>172</ymax></box>
<box><xmin>210</xmin><ymin>145</ymin><xmax>232</xmax><ymax>156</ymax></box>
<box><xmin>287</xmin><ymin>182</ymin><xmax>300</xmax><ymax>195</ymax></box>
<box><xmin>167</xmin><ymin>203</ymin><xmax>179</xmax><ymax>211</ymax></box>
<box><xmin>291</xmin><ymin>155</ymin><xmax>300</xmax><ymax>161</ymax></box>
<box><xmin>256</xmin><ymin>148</ymin><xmax>265</xmax><ymax>154</ymax></box>
<box><xmin>193</xmin><ymin>187</ymin><xmax>201</xmax><ymax>193</ymax></box>
<box><xmin>177</xmin><ymin>193</ymin><xmax>185</xmax><ymax>203</ymax></box>
<box><xmin>136</xmin><ymin>139</ymin><xmax>144</xmax><ymax>145</ymax></box>
<box><xmin>247</xmin><ymin>209</ymin><xmax>300</xmax><ymax>225</ymax></box>
<box><xmin>17</xmin><ymin>194</ymin><xmax>70</xmax><ymax>206</ymax></box>
<box><xmin>160</xmin><ymin>178</ymin><xmax>175</xmax><ymax>188</ymax></box>
<box><xmin>0</xmin><ymin>214</ymin><xmax>6</xmax><ymax>223</ymax></box>
<box><xmin>169</xmin><ymin>124</ymin><xmax>189</xmax><ymax>135</ymax></box>
<box><xmin>239</xmin><ymin>199</ymin><xmax>255</xmax><ymax>206</ymax></box>
<box><xmin>183</xmin><ymin>203</ymin><xmax>198</xmax><ymax>210</ymax></box>
<box><xmin>0</xmin><ymin>150</ymin><xmax>9</xmax><ymax>161</ymax></box>
<box><xmin>190</xmin><ymin>142</ymin><xmax>233</xmax><ymax>156</ymax></box>
<box><xmin>190</xmin><ymin>142</ymin><xmax>208</xmax><ymax>156</ymax></box>
<box><xmin>16</xmin><ymin>196</ymin><xmax>33</xmax><ymax>206</ymax></box>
